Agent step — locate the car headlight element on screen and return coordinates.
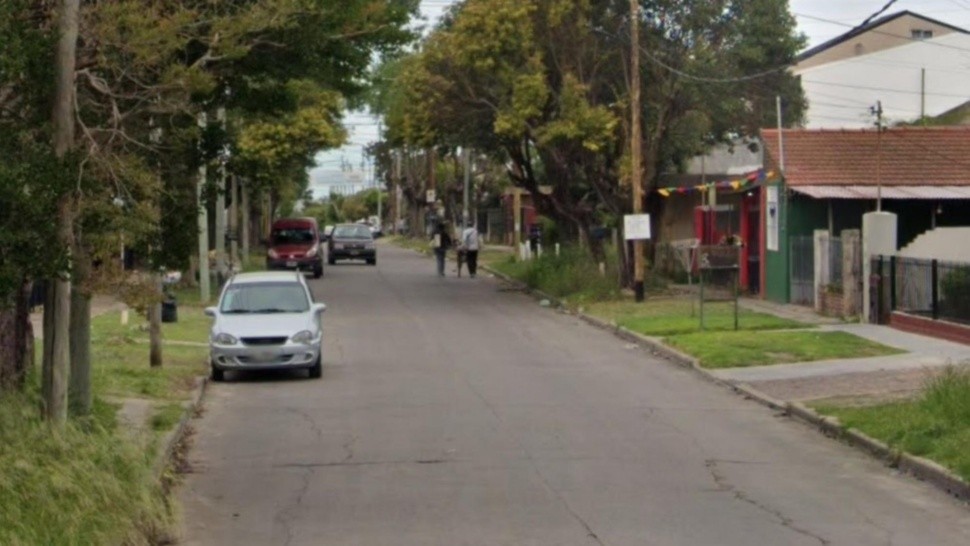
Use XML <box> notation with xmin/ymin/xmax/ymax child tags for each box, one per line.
<box><xmin>306</xmin><ymin>245</ymin><xmax>318</xmax><ymax>257</ymax></box>
<box><xmin>213</xmin><ymin>332</ymin><xmax>238</xmax><ymax>345</ymax></box>
<box><xmin>291</xmin><ymin>330</ymin><xmax>317</xmax><ymax>344</ymax></box>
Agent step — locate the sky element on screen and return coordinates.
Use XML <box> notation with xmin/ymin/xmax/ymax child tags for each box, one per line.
<box><xmin>308</xmin><ymin>0</ymin><xmax>970</xmax><ymax>199</ymax></box>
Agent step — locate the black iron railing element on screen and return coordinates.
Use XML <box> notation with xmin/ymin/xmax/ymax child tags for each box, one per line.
<box><xmin>874</xmin><ymin>255</ymin><xmax>970</xmax><ymax>324</ymax></box>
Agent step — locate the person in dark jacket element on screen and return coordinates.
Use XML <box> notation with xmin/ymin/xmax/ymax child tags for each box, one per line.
<box><xmin>431</xmin><ymin>222</ymin><xmax>453</xmax><ymax>277</ymax></box>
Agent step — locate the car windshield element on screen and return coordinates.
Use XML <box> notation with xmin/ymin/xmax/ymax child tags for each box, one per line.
<box><xmin>272</xmin><ymin>228</ymin><xmax>315</xmax><ymax>245</ymax></box>
<box><xmin>333</xmin><ymin>225</ymin><xmax>372</xmax><ymax>239</ymax></box>
<box><xmin>219</xmin><ymin>282</ymin><xmax>309</xmax><ymax>314</ymax></box>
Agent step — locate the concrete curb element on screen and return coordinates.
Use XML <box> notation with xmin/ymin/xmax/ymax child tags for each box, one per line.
<box><xmin>480</xmin><ymin>263</ymin><xmax>970</xmax><ymax>503</ymax></box>
<box><xmin>152</xmin><ymin>375</ymin><xmax>208</xmax><ymax>480</ymax></box>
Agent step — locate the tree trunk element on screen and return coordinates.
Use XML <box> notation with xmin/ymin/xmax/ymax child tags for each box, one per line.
<box><xmin>241</xmin><ymin>179</ymin><xmax>250</xmax><ymax>264</ymax></box>
<box><xmin>68</xmin><ymin>285</ymin><xmax>91</xmax><ymax>415</ymax></box>
<box><xmin>0</xmin><ymin>280</ymin><xmax>32</xmax><ymax>391</ymax></box>
<box><xmin>69</xmin><ymin>243</ymin><xmax>92</xmax><ymax>416</ymax></box>
<box><xmin>42</xmin><ymin>0</ymin><xmax>79</xmax><ymax>424</ymax></box>
<box><xmin>149</xmin><ymin>275</ymin><xmax>163</xmax><ymax>368</ymax></box>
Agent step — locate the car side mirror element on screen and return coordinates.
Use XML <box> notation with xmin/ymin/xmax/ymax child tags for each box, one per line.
<box><xmin>204</xmin><ymin>306</ymin><xmax>217</xmax><ymax>317</ymax></box>
<box><xmin>312</xmin><ymin>303</ymin><xmax>327</xmax><ymax>314</ymax></box>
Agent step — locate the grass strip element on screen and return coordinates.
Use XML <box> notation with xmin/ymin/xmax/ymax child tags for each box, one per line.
<box><xmin>588</xmin><ymin>299</ymin><xmax>807</xmax><ymax>335</ymax></box>
<box><xmin>814</xmin><ymin>367</ymin><xmax>970</xmax><ymax>482</ymax></box>
<box><xmin>667</xmin><ymin>330</ymin><xmax>902</xmax><ymax>369</ymax></box>
<box><xmin>0</xmin><ymin>304</ymin><xmax>209</xmax><ymax>545</ymax></box>
<box><xmin>0</xmin><ymin>394</ymin><xmax>173</xmax><ymax>546</ymax></box>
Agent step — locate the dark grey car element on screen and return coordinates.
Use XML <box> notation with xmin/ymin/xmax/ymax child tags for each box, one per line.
<box><xmin>327</xmin><ymin>224</ymin><xmax>376</xmax><ymax>265</ymax></box>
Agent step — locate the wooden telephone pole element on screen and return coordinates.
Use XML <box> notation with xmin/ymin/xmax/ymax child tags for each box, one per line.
<box><xmin>630</xmin><ymin>0</ymin><xmax>645</xmax><ymax>302</ymax></box>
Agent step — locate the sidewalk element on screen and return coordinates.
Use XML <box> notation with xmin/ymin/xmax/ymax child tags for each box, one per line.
<box><xmin>30</xmin><ymin>294</ymin><xmax>127</xmax><ymax>339</ymax></box>
<box><xmin>714</xmin><ymin>300</ymin><xmax>970</xmax><ymax>404</ymax></box>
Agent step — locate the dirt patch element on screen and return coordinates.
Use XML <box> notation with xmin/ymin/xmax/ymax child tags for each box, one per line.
<box><xmin>746</xmin><ymin>367</ymin><xmax>948</xmax><ymax>404</ymax></box>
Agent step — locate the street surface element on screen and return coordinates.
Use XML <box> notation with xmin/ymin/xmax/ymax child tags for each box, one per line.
<box><xmin>179</xmin><ymin>244</ymin><xmax>970</xmax><ymax>546</ymax></box>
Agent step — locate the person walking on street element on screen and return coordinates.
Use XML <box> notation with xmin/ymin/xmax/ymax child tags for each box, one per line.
<box><xmin>432</xmin><ymin>221</ymin><xmax>453</xmax><ymax>277</ymax></box>
<box><xmin>460</xmin><ymin>224</ymin><xmax>482</xmax><ymax>278</ymax></box>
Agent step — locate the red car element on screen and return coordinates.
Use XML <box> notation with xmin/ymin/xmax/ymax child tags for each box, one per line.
<box><xmin>265</xmin><ymin>217</ymin><xmax>324</xmax><ymax>278</ymax></box>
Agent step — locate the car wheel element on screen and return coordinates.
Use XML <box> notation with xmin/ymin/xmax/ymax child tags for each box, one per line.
<box><xmin>211</xmin><ymin>365</ymin><xmax>225</xmax><ymax>382</ymax></box>
<box><xmin>367</xmin><ymin>257</ymin><xmax>376</xmax><ymax>266</ymax></box>
<box><xmin>328</xmin><ymin>255</ymin><xmax>336</xmax><ymax>265</ymax></box>
<box><xmin>308</xmin><ymin>357</ymin><xmax>322</xmax><ymax>379</ymax></box>
<box><xmin>313</xmin><ymin>264</ymin><xmax>323</xmax><ymax>279</ymax></box>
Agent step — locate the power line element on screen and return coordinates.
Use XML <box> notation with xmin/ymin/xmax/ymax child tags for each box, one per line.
<box><xmin>802</xmin><ymin>78</ymin><xmax>970</xmax><ymax>99</ymax></box>
<box><xmin>794</xmin><ymin>12</ymin><xmax>970</xmax><ymax>55</ymax></box>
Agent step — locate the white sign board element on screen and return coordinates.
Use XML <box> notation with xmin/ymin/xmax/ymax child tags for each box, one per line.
<box><xmin>623</xmin><ymin>214</ymin><xmax>652</xmax><ymax>240</ymax></box>
<box><xmin>426</xmin><ymin>189</ymin><xmax>436</xmax><ymax>204</ymax></box>
<box><xmin>766</xmin><ymin>186</ymin><xmax>779</xmax><ymax>252</ymax></box>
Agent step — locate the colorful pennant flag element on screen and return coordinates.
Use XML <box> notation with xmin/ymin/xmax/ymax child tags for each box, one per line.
<box><xmin>655</xmin><ymin>168</ymin><xmax>776</xmax><ymax>198</ymax></box>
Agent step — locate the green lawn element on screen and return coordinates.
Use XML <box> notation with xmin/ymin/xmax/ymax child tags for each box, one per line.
<box><xmin>667</xmin><ymin>330</ymin><xmax>903</xmax><ymax>369</ymax></box>
<box><xmin>814</xmin><ymin>367</ymin><xmax>970</xmax><ymax>482</ymax></box>
<box><xmin>90</xmin><ymin>308</ymin><xmax>209</xmax><ymax>401</ymax></box>
<box><xmin>588</xmin><ymin>298</ymin><xmax>807</xmax><ymax>336</ymax></box>
<box><xmin>0</xmin><ymin>304</ymin><xmax>210</xmax><ymax>545</ymax></box>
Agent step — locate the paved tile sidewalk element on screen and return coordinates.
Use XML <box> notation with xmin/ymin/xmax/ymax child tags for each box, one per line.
<box><xmin>713</xmin><ymin>300</ymin><xmax>970</xmax><ymax>403</ymax></box>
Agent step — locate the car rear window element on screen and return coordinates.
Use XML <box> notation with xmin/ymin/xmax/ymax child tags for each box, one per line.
<box><xmin>333</xmin><ymin>225</ymin><xmax>372</xmax><ymax>239</ymax></box>
<box><xmin>220</xmin><ymin>282</ymin><xmax>310</xmax><ymax>313</ymax></box>
<box><xmin>272</xmin><ymin>228</ymin><xmax>315</xmax><ymax>245</ymax></box>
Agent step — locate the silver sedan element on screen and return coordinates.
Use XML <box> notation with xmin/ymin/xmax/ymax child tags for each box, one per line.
<box><xmin>205</xmin><ymin>271</ymin><xmax>326</xmax><ymax>381</ymax></box>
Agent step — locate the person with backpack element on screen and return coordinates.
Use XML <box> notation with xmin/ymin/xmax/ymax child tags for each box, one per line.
<box><xmin>431</xmin><ymin>221</ymin><xmax>453</xmax><ymax>277</ymax></box>
<box><xmin>460</xmin><ymin>224</ymin><xmax>482</xmax><ymax>278</ymax></box>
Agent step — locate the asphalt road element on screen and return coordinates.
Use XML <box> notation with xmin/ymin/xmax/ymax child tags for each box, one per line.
<box><xmin>179</xmin><ymin>243</ymin><xmax>970</xmax><ymax>546</ymax></box>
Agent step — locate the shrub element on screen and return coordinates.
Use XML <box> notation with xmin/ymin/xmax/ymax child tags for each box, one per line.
<box><xmin>507</xmin><ymin>245</ymin><xmax>621</xmax><ymax>303</ymax></box>
<box><xmin>940</xmin><ymin>266</ymin><xmax>970</xmax><ymax>320</ymax></box>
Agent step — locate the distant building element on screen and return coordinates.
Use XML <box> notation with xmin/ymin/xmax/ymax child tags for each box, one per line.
<box><xmin>793</xmin><ymin>11</ymin><xmax>970</xmax><ymax>129</ymax></box>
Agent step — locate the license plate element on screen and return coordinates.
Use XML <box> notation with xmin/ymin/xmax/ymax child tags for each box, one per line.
<box><xmin>349</xmin><ymin>251</ymin><xmax>358</xmax><ymax>256</ymax></box>
<box><xmin>286</xmin><ymin>261</ymin><xmax>297</xmax><ymax>267</ymax></box>
<box><xmin>255</xmin><ymin>350</ymin><xmax>276</xmax><ymax>361</ymax></box>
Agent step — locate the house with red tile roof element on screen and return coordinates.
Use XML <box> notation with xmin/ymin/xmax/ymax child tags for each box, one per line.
<box><xmin>758</xmin><ymin>126</ymin><xmax>970</xmax><ymax>304</ymax></box>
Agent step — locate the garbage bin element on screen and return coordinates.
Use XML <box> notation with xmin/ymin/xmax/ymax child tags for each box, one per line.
<box><xmin>161</xmin><ymin>296</ymin><xmax>178</xmax><ymax>323</ymax></box>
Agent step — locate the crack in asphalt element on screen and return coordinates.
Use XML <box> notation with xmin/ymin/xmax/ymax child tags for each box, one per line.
<box><xmin>274</xmin><ymin>458</ymin><xmax>453</xmax><ymax>469</ymax></box>
<box><xmin>287</xmin><ymin>407</ymin><xmax>324</xmax><ymax>442</ymax></box>
<box><xmin>274</xmin><ymin>466</ymin><xmax>314</xmax><ymax>546</ymax></box>
<box><xmin>342</xmin><ymin>434</ymin><xmax>357</xmax><ymax>462</ymax></box>
<box><xmin>706</xmin><ymin>459</ymin><xmax>831</xmax><ymax>545</ymax></box>
<box><xmin>452</xmin><ymin>363</ymin><xmax>606</xmax><ymax>546</ymax></box>
<box><xmin>852</xmin><ymin>505</ymin><xmax>896</xmax><ymax>546</ymax></box>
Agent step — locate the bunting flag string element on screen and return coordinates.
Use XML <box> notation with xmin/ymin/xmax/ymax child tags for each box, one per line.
<box><xmin>655</xmin><ymin>169</ymin><xmax>777</xmax><ymax>198</ymax></box>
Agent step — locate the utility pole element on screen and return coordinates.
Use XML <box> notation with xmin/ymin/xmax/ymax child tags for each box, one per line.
<box><xmin>395</xmin><ymin>150</ymin><xmax>402</xmax><ymax>235</ymax></box>
<box><xmin>45</xmin><ymin>0</ymin><xmax>80</xmax><ymax>425</ymax></box>
<box><xmin>462</xmin><ymin>147</ymin><xmax>471</xmax><ymax>229</ymax></box>
<box><xmin>215</xmin><ymin>107</ymin><xmax>227</xmax><ymax>285</ymax></box>
<box><xmin>230</xmin><ymin>174</ymin><xmax>239</xmax><ymax>271</ymax></box>
<box><xmin>871</xmin><ymin>100</ymin><xmax>883</xmax><ymax>211</ymax></box>
<box><xmin>197</xmin><ymin>112</ymin><xmax>210</xmax><ymax>303</ymax></box>
<box><xmin>630</xmin><ymin>0</ymin><xmax>645</xmax><ymax>302</ymax></box>
<box><xmin>376</xmin><ymin>121</ymin><xmax>383</xmax><ymax>228</ymax></box>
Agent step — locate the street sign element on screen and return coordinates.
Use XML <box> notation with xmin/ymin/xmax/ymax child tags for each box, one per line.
<box><xmin>623</xmin><ymin>214</ymin><xmax>652</xmax><ymax>240</ymax></box>
<box><xmin>426</xmin><ymin>189</ymin><xmax>436</xmax><ymax>204</ymax></box>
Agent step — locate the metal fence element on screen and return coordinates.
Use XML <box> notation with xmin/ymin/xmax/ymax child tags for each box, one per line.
<box><xmin>790</xmin><ymin>236</ymin><xmax>814</xmax><ymax>306</ymax></box>
<box><xmin>873</xmin><ymin>255</ymin><xmax>970</xmax><ymax>325</ymax></box>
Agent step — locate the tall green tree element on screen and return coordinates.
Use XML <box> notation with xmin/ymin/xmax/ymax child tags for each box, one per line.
<box><xmin>383</xmin><ymin>0</ymin><xmax>805</xmax><ymax>261</ymax></box>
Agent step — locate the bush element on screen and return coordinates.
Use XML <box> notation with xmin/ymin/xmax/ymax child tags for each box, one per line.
<box><xmin>500</xmin><ymin>246</ymin><xmax>621</xmax><ymax>303</ymax></box>
<box><xmin>940</xmin><ymin>265</ymin><xmax>970</xmax><ymax>320</ymax></box>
